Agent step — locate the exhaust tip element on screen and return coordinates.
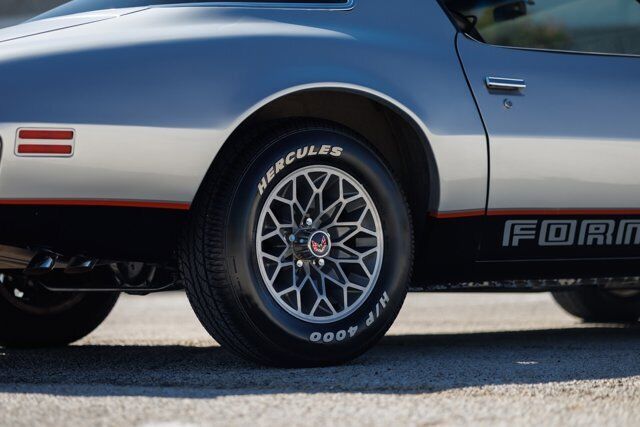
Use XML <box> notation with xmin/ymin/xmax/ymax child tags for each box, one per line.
<box><xmin>24</xmin><ymin>251</ymin><xmax>58</xmax><ymax>276</ymax></box>
<box><xmin>65</xmin><ymin>256</ymin><xmax>97</xmax><ymax>275</ymax></box>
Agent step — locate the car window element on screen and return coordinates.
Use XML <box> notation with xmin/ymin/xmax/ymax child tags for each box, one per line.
<box><xmin>36</xmin><ymin>0</ymin><xmax>348</xmax><ymax>20</ymax></box>
<box><xmin>443</xmin><ymin>0</ymin><xmax>640</xmax><ymax>56</ymax></box>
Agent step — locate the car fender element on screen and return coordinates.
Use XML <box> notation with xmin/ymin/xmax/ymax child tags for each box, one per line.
<box><xmin>0</xmin><ymin>0</ymin><xmax>487</xmax><ymax>216</ymax></box>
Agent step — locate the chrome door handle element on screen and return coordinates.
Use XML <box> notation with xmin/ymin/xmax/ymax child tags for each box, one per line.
<box><xmin>485</xmin><ymin>77</ymin><xmax>526</xmax><ymax>90</ymax></box>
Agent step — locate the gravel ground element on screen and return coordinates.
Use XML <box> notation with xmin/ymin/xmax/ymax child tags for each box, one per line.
<box><xmin>1</xmin><ymin>292</ymin><xmax>639</xmax><ymax>427</ymax></box>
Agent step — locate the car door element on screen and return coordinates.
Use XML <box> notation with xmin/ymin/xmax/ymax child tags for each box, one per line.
<box><xmin>447</xmin><ymin>0</ymin><xmax>640</xmax><ymax>261</ymax></box>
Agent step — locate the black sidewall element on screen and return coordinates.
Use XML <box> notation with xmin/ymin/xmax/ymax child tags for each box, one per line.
<box><xmin>554</xmin><ymin>288</ymin><xmax>640</xmax><ymax>322</ymax></box>
<box><xmin>0</xmin><ymin>288</ymin><xmax>119</xmax><ymax>346</ymax></box>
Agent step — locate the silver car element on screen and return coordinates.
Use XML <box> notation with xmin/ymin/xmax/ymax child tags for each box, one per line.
<box><xmin>0</xmin><ymin>0</ymin><xmax>639</xmax><ymax>366</ymax></box>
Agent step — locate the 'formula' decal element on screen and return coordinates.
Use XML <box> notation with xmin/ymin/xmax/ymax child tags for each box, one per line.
<box><xmin>503</xmin><ymin>219</ymin><xmax>640</xmax><ymax>247</ymax></box>
<box><xmin>257</xmin><ymin>145</ymin><xmax>343</xmax><ymax>196</ymax></box>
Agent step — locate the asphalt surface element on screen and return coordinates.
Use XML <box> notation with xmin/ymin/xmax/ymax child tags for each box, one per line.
<box><xmin>1</xmin><ymin>292</ymin><xmax>639</xmax><ymax>427</ymax></box>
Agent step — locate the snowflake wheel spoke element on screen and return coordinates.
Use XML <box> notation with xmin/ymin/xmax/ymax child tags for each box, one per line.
<box><xmin>256</xmin><ymin>166</ymin><xmax>383</xmax><ymax>323</ymax></box>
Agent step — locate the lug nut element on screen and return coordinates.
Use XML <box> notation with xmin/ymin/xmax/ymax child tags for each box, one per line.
<box><xmin>296</xmin><ymin>260</ymin><xmax>304</xmax><ymax>268</ymax></box>
<box><xmin>318</xmin><ymin>259</ymin><xmax>325</xmax><ymax>267</ymax></box>
<box><xmin>288</xmin><ymin>234</ymin><xmax>296</xmax><ymax>242</ymax></box>
<box><xmin>305</xmin><ymin>218</ymin><xmax>313</xmax><ymax>227</ymax></box>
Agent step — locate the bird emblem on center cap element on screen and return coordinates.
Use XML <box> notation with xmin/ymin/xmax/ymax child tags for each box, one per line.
<box><xmin>308</xmin><ymin>231</ymin><xmax>331</xmax><ymax>258</ymax></box>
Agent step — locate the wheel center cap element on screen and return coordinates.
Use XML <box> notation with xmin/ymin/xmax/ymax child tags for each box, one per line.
<box><xmin>292</xmin><ymin>229</ymin><xmax>332</xmax><ymax>260</ymax></box>
<box><xmin>308</xmin><ymin>230</ymin><xmax>331</xmax><ymax>258</ymax></box>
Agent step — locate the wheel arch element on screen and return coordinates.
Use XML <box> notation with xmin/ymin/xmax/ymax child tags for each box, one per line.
<box><xmin>201</xmin><ymin>85</ymin><xmax>441</xmax><ymax>247</ymax></box>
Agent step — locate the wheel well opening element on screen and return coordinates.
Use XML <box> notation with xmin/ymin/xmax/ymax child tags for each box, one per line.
<box><xmin>228</xmin><ymin>89</ymin><xmax>437</xmax><ymax>234</ymax></box>
<box><xmin>208</xmin><ymin>89</ymin><xmax>438</xmax><ymax>271</ymax></box>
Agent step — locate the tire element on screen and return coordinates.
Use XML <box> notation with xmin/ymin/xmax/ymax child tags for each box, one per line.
<box><xmin>180</xmin><ymin>119</ymin><xmax>413</xmax><ymax>367</ymax></box>
<box><xmin>0</xmin><ymin>272</ymin><xmax>119</xmax><ymax>347</ymax></box>
<box><xmin>552</xmin><ymin>288</ymin><xmax>640</xmax><ymax>322</ymax></box>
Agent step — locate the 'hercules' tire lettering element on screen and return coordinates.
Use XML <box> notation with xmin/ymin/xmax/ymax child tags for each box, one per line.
<box><xmin>257</xmin><ymin>145</ymin><xmax>344</xmax><ymax>195</ymax></box>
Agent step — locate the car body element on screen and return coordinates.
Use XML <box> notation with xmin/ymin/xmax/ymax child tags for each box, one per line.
<box><xmin>0</xmin><ymin>0</ymin><xmax>639</xmax><ymax>365</ymax></box>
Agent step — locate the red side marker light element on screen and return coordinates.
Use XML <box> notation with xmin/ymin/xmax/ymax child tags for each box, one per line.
<box><xmin>17</xmin><ymin>144</ymin><xmax>73</xmax><ymax>155</ymax></box>
<box><xmin>19</xmin><ymin>130</ymin><xmax>74</xmax><ymax>140</ymax></box>
<box><xmin>16</xmin><ymin>128</ymin><xmax>75</xmax><ymax>157</ymax></box>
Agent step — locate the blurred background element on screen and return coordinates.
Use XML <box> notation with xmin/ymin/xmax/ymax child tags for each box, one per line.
<box><xmin>0</xmin><ymin>0</ymin><xmax>67</xmax><ymax>29</ymax></box>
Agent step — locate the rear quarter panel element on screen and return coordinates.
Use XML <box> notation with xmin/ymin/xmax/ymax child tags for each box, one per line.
<box><xmin>0</xmin><ymin>0</ymin><xmax>487</xmax><ymax>214</ymax></box>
